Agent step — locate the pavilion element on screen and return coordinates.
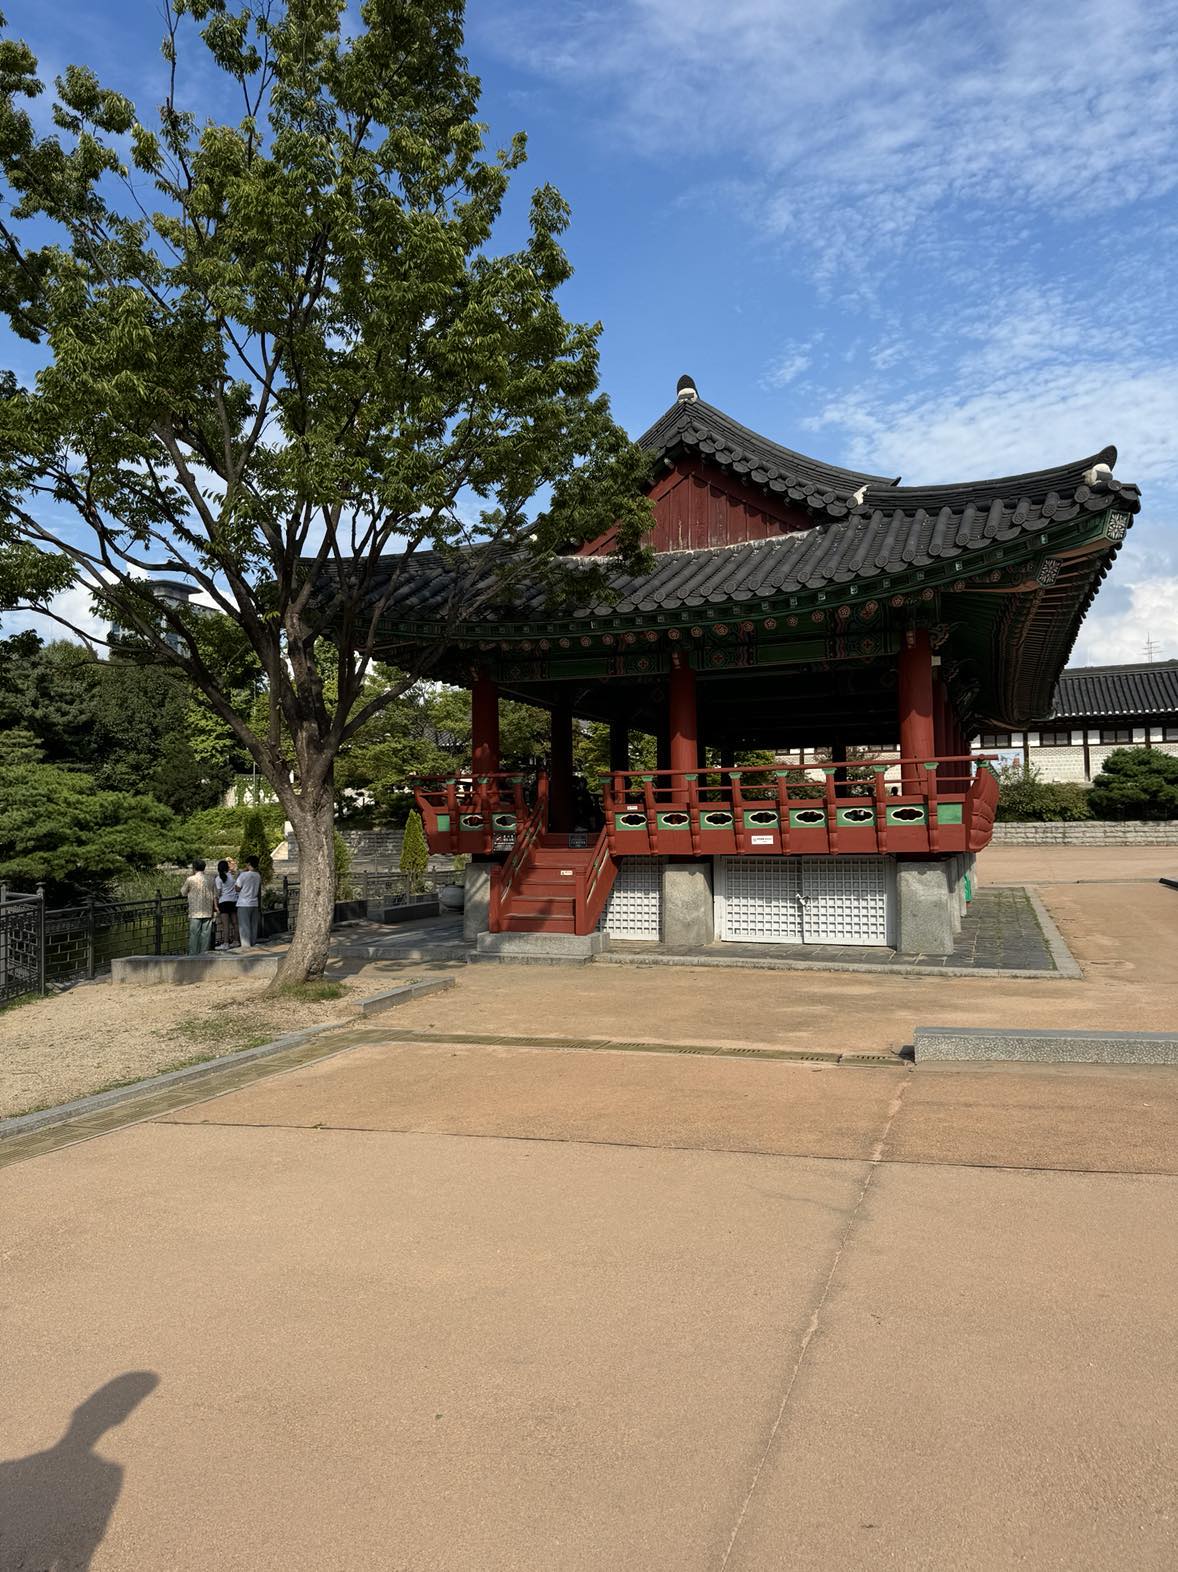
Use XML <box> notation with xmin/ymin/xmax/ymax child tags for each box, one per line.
<box><xmin>367</xmin><ymin>379</ymin><xmax>1140</xmax><ymax>955</ymax></box>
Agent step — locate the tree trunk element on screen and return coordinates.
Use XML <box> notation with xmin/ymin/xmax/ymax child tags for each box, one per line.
<box><xmin>273</xmin><ymin>792</ymin><xmax>335</xmax><ymax>987</ymax></box>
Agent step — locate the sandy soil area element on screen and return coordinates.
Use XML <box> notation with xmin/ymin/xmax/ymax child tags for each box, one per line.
<box><xmin>0</xmin><ymin>976</ymin><xmax>363</xmax><ymax>1119</ymax></box>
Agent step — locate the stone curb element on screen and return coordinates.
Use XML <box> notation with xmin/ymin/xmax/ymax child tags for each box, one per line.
<box><xmin>1021</xmin><ymin>886</ymin><xmax>1084</xmax><ymax>979</ymax></box>
<box><xmin>356</xmin><ymin>977</ymin><xmax>456</xmax><ymax>1015</ymax></box>
<box><xmin>914</xmin><ymin>1026</ymin><xmax>1178</xmax><ymax>1067</ymax></box>
<box><xmin>0</xmin><ymin>975</ymin><xmax>451</xmax><ymax>1141</ymax></box>
<box><xmin>592</xmin><ymin>952</ymin><xmax>1070</xmax><ymax>980</ymax></box>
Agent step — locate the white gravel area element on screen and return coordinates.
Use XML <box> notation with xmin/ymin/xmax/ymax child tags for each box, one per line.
<box><xmin>0</xmin><ymin>975</ymin><xmax>364</xmax><ymax>1119</ymax></box>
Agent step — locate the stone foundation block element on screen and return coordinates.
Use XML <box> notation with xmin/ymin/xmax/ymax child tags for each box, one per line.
<box><xmin>475</xmin><ymin>930</ymin><xmax>608</xmax><ymax>961</ymax></box>
<box><xmin>463</xmin><ymin>861</ymin><xmax>492</xmax><ymax>941</ymax></box>
<box><xmin>661</xmin><ymin>861</ymin><xmax>714</xmax><ymax>948</ymax></box>
<box><xmin>110</xmin><ymin>952</ymin><xmax>281</xmax><ymax>985</ymax></box>
<box><xmin>896</xmin><ymin>859</ymin><xmax>954</xmax><ymax>957</ymax></box>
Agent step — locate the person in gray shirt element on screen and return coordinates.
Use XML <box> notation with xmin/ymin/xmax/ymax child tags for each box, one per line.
<box><xmin>235</xmin><ymin>856</ymin><xmax>263</xmax><ymax>948</ymax></box>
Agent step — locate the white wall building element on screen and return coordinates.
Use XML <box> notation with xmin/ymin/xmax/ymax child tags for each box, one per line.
<box><xmin>972</xmin><ymin>660</ymin><xmax>1178</xmax><ymax>782</ymax></box>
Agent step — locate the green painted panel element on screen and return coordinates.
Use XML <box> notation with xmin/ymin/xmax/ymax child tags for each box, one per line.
<box><xmin>614</xmin><ymin>812</ymin><xmax>648</xmax><ymax>831</ymax></box>
<box><xmin>492</xmin><ymin>813</ymin><xmax>516</xmax><ymax>829</ymax></box>
<box><xmin>743</xmin><ymin>809</ymin><xmax>780</xmax><ymax>828</ymax></box>
<box><xmin>936</xmin><ymin>802</ymin><xmax>963</xmax><ymax>825</ymax></box>
<box><xmin>435</xmin><ymin>814</ymin><xmax>450</xmax><ymax>832</ymax></box>
<box><xmin>836</xmin><ymin>807</ymin><xmax>876</xmax><ymax>827</ymax></box>
<box><xmin>699</xmin><ymin>811</ymin><xmax>734</xmax><ymax>828</ymax></box>
<box><xmin>459</xmin><ymin>814</ymin><xmax>484</xmax><ymax>829</ymax></box>
<box><xmin>886</xmin><ymin>804</ymin><xmax>927</xmax><ymax>826</ymax></box>
<box><xmin>656</xmin><ymin>811</ymin><xmax>691</xmax><ymax>829</ymax></box>
<box><xmin>788</xmin><ymin>808</ymin><xmax>827</xmax><ymax>827</ymax></box>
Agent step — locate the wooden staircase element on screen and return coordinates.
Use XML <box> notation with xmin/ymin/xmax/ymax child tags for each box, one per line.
<box><xmin>489</xmin><ymin>821</ymin><xmax>616</xmax><ymax>936</ymax></box>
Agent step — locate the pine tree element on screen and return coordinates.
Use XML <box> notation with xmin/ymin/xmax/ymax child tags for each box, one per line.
<box><xmin>400</xmin><ymin>812</ymin><xmax>430</xmax><ymax>894</ymax></box>
<box><xmin>238</xmin><ymin>809</ymin><xmax>274</xmax><ymax>883</ymax></box>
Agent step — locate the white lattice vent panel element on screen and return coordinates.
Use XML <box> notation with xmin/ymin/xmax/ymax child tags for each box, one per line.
<box><xmin>716</xmin><ymin>858</ymin><xmax>803</xmax><ymax>943</ymax></box>
<box><xmin>801</xmin><ymin>857</ymin><xmax>892</xmax><ymax>946</ymax></box>
<box><xmin>717</xmin><ymin>857</ymin><xmax>893</xmax><ymax>947</ymax></box>
<box><xmin>598</xmin><ymin>858</ymin><xmax>662</xmax><ymax>940</ymax></box>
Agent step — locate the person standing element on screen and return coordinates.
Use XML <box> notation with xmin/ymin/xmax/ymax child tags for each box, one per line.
<box><xmin>182</xmin><ymin>860</ymin><xmax>218</xmax><ymax>955</ymax></box>
<box><xmin>236</xmin><ymin>855</ymin><xmax>263</xmax><ymax>948</ymax></box>
<box><xmin>215</xmin><ymin>859</ymin><xmax>240</xmax><ymax>949</ymax></box>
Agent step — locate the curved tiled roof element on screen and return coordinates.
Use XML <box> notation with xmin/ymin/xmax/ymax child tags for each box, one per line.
<box><xmin>639</xmin><ymin>399</ymin><xmax>894</xmax><ymax>518</ymax></box>
<box><xmin>1050</xmin><ymin>660</ymin><xmax>1178</xmax><ymax>719</ymax></box>
<box><xmin>637</xmin><ymin>398</ymin><xmax>1140</xmax><ymax>531</ymax></box>
<box><xmin>370</xmin><ymin>451</ymin><xmax>1138</xmax><ymax>623</ymax></box>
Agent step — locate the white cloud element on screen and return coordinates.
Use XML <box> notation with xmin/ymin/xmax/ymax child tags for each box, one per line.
<box><xmin>1073</xmin><ymin>577</ymin><xmax>1178</xmax><ymax>665</ymax></box>
<box><xmin>1</xmin><ymin>581</ymin><xmax>108</xmax><ymax>648</ymax></box>
<box><xmin>485</xmin><ymin>0</ymin><xmax>1178</xmax><ymax>271</ymax></box>
<box><xmin>762</xmin><ymin>337</ymin><xmax>818</xmax><ymax>388</ymax></box>
<box><xmin>807</xmin><ymin>360</ymin><xmax>1178</xmax><ymax>487</ymax></box>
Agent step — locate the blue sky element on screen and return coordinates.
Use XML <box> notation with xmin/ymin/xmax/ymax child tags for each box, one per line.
<box><xmin>5</xmin><ymin>0</ymin><xmax>1178</xmax><ymax>663</ymax></box>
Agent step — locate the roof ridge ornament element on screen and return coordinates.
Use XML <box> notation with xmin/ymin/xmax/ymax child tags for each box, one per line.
<box><xmin>676</xmin><ymin>373</ymin><xmax>699</xmax><ymax>404</ymax></box>
<box><xmin>1082</xmin><ymin>460</ymin><xmax>1113</xmax><ymax>485</ymax></box>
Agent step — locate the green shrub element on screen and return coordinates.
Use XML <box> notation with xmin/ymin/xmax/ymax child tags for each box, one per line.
<box><xmin>400</xmin><ymin>810</ymin><xmax>430</xmax><ymax>892</ymax></box>
<box><xmin>1089</xmin><ymin>748</ymin><xmax>1178</xmax><ymax>821</ymax></box>
<box><xmin>333</xmin><ymin>830</ymin><xmax>353</xmax><ymax>899</ymax></box>
<box><xmin>182</xmin><ymin>803</ymin><xmax>285</xmax><ymax>862</ymax></box>
<box><xmin>993</xmin><ymin>761</ymin><xmax>1093</xmax><ymax>822</ymax></box>
<box><xmin>238</xmin><ymin>808</ymin><xmax>274</xmax><ymax>883</ymax></box>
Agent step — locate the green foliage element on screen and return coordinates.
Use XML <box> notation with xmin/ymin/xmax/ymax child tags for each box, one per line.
<box><xmin>0</xmin><ymin>730</ymin><xmax>192</xmax><ymax>898</ymax></box>
<box><xmin>1088</xmin><ymin>748</ymin><xmax>1178</xmax><ymax>821</ymax></box>
<box><xmin>332</xmin><ymin>830</ymin><xmax>352</xmax><ymax>900</ymax></box>
<box><xmin>238</xmin><ymin>808</ymin><xmax>274</xmax><ymax>883</ymax></box>
<box><xmin>0</xmin><ymin>1</ymin><xmax>654</xmax><ymax>976</ymax></box>
<box><xmin>993</xmin><ymin>761</ymin><xmax>1094</xmax><ymax>822</ymax></box>
<box><xmin>338</xmin><ymin>674</ymin><xmax>553</xmax><ymax>819</ymax></box>
<box><xmin>399</xmin><ymin>810</ymin><xmax>430</xmax><ymax>892</ymax></box>
<box><xmin>182</xmin><ymin>803</ymin><xmax>286</xmax><ymax>862</ymax></box>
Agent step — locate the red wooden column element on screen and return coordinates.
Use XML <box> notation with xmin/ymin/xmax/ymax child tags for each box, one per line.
<box><xmin>609</xmin><ymin>715</ymin><xmax>630</xmax><ymax>774</ymax></box>
<box><xmin>471</xmin><ymin>670</ymin><xmax>500</xmax><ymax>776</ymax></box>
<box><xmin>668</xmin><ymin>655</ymin><xmax>698</xmax><ymax>776</ymax></box>
<box><xmin>548</xmin><ymin>701</ymin><xmax>574</xmax><ymax>834</ymax></box>
<box><xmin>898</xmin><ymin>630</ymin><xmax>935</xmax><ymax>792</ymax></box>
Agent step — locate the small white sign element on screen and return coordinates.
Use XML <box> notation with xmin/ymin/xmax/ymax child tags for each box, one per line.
<box><xmin>749</xmin><ymin>834</ymin><xmax>775</xmax><ymax>846</ymax></box>
<box><xmin>561</xmin><ymin>868</ymin><xmax>574</xmax><ymax>876</ymax></box>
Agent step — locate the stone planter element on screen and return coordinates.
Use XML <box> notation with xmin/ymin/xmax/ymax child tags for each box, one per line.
<box><xmin>438</xmin><ymin>883</ymin><xmax>465</xmax><ymax>912</ymax></box>
<box><xmin>380</xmin><ymin>896</ymin><xmax>441</xmax><ymax>925</ymax></box>
<box><xmin>332</xmin><ymin>899</ymin><xmax>367</xmax><ymax>924</ymax></box>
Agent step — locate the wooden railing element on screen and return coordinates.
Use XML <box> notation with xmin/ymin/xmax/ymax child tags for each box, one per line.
<box><xmin>574</xmin><ymin>825</ymin><xmax>617</xmax><ymax>935</ymax></box>
<box><xmin>487</xmin><ymin>776</ymin><xmax>549</xmax><ymax>931</ymax></box>
<box><xmin>412</xmin><ymin>770</ymin><xmax>534</xmax><ymax>855</ymax></box>
<box><xmin>599</xmin><ymin>757</ymin><xmax>994</xmax><ymax>857</ymax></box>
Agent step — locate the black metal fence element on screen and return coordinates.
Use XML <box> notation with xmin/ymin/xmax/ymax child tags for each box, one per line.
<box><xmin>0</xmin><ymin>893</ymin><xmax>43</xmax><ymax>1005</ymax></box>
<box><xmin>0</xmin><ymin>866</ymin><xmax>456</xmax><ymax>997</ymax></box>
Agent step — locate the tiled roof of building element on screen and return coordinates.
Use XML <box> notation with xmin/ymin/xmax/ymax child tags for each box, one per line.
<box><xmin>368</xmin><ymin>450</ymin><xmax>1137</xmax><ymax>621</ymax></box>
<box><xmin>637</xmin><ymin>397</ymin><xmax>1140</xmax><ymax>527</ymax></box>
<box><xmin>1050</xmin><ymin>660</ymin><xmax>1178</xmax><ymax>719</ymax></box>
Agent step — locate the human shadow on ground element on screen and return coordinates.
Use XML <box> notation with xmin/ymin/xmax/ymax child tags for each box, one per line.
<box><xmin>0</xmin><ymin>1371</ymin><xmax>159</xmax><ymax>1571</ymax></box>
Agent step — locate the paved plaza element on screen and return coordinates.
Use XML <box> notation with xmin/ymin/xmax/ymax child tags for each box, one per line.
<box><xmin>1</xmin><ymin>846</ymin><xmax>1176</xmax><ymax>1569</ymax></box>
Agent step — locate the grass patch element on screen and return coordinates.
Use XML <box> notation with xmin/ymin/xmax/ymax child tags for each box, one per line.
<box><xmin>270</xmin><ymin>980</ymin><xmax>346</xmax><ymax>1003</ymax></box>
<box><xmin>0</xmin><ymin>992</ymin><xmax>39</xmax><ymax>1016</ymax></box>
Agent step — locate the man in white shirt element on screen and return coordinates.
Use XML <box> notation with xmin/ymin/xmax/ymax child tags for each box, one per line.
<box><xmin>236</xmin><ymin>856</ymin><xmax>264</xmax><ymax>947</ymax></box>
<box><xmin>182</xmin><ymin>861</ymin><xmax>217</xmax><ymax>954</ymax></box>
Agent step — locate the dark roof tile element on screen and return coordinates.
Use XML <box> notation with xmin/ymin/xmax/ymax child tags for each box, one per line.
<box><xmin>1047</xmin><ymin>661</ymin><xmax>1178</xmax><ymax>719</ymax></box>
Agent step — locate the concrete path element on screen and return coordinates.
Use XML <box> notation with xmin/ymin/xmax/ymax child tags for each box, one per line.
<box><xmin>2</xmin><ymin>1035</ymin><xmax>1176</xmax><ymax>1570</ymax></box>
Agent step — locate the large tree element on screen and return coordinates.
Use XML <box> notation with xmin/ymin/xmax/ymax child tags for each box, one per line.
<box><xmin>0</xmin><ymin>0</ymin><xmax>649</xmax><ymax>981</ymax></box>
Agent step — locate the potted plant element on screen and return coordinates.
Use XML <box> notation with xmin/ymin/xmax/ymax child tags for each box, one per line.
<box><xmin>439</xmin><ymin>854</ymin><xmax>466</xmax><ymax>911</ymax></box>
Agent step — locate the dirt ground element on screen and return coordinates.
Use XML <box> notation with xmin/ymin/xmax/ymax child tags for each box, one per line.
<box><xmin>2</xmin><ymin>845</ymin><xmax>1174</xmax><ymax>1118</ymax></box>
<box><xmin>381</xmin><ymin>868</ymin><xmax>1178</xmax><ymax>1056</ymax></box>
<box><xmin>0</xmin><ymin>976</ymin><xmax>364</xmax><ymax>1119</ymax></box>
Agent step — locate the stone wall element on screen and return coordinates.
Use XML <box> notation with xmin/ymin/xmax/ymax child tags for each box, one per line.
<box><xmin>990</xmin><ymin>821</ymin><xmax>1178</xmax><ymax>845</ymax></box>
